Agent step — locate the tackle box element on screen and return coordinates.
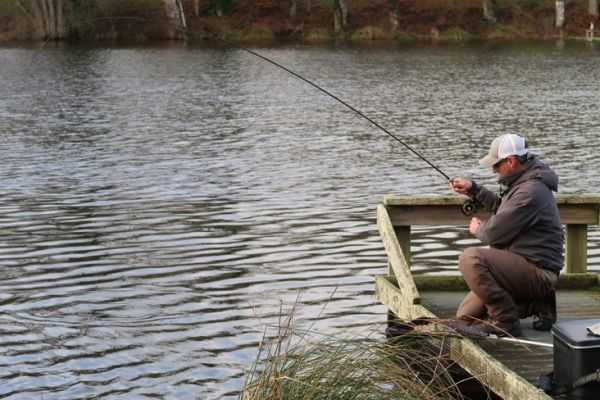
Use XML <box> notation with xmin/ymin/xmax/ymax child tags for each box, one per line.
<box><xmin>552</xmin><ymin>318</ymin><xmax>600</xmax><ymax>399</ymax></box>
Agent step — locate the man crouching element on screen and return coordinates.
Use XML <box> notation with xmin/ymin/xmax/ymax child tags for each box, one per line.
<box><xmin>450</xmin><ymin>134</ymin><xmax>563</xmax><ymax>337</ymax></box>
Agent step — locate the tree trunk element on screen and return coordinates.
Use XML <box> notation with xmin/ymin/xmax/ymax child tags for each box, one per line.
<box><xmin>177</xmin><ymin>0</ymin><xmax>187</xmax><ymax>28</ymax></box>
<box><xmin>194</xmin><ymin>0</ymin><xmax>200</xmax><ymax>16</ymax></box>
<box><xmin>482</xmin><ymin>0</ymin><xmax>498</xmax><ymax>23</ymax></box>
<box><xmin>290</xmin><ymin>0</ymin><xmax>297</xmax><ymax>21</ymax></box>
<box><xmin>209</xmin><ymin>0</ymin><xmax>228</xmax><ymax>18</ymax></box>
<box><xmin>590</xmin><ymin>0</ymin><xmax>599</xmax><ymax>17</ymax></box>
<box><xmin>389</xmin><ymin>0</ymin><xmax>399</xmax><ymax>31</ymax></box>
<box><xmin>340</xmin><ymin>0</ymin><xmax>348</xmax><ymax>28</ymax></box>
<box><xmin>56</xmin><ymin>0</ymin><xmax>65</xmax><ymax>38</ymax></box>
<box><xmin>555</xmin><ymin>0</ymin><xmax>565</xmax><ymax>28</ymax></box>
<box><xmin>41</xmin><ymin>0</ymin><xmax>51</xmax><ymax>34</ymax></box>
<box><xmin>332</xmin><ymin>0</ymin><xmax>347</xmax><ymax>34</ymax></box>
<box><xmin>163</xmin><ymin>0</ymin><xmax>187</xmax><ymax>38</ymax></box>
<box><xmin>16</xmin><ymin>0</ymin><xmax>68</xmax><ymax>40</ymax></box>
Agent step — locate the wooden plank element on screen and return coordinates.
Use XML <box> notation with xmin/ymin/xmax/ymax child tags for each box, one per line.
<box><xmin>375</xmin><ymin>275</ymin><xmax>432</xmax><ymax>319</ymax></box>
<box><xmin>376</xmin><ymin>204</ymin><xmax>420</xmax><ymax>304</ymax></box>
<box><xmin>386</xmin><ymin>203</ymin><xmax>598</xmax><ymax>226</ymax></box>
<box><xmin>446</xmin><ymin>336</ymin><xmax>551</xmax><ymax>400</ymax></box>
<box><xmin>565</xmin><ymin>224</ymin><xmax>588</xmax><ymax>273</ymax></box>
<box><xmin>558</xmin><ymin>206</ymin><xmax>599</xmax><ymax>225</ymax></box>
<box><xmin>384</xmin><ymin>194</ymin><xmax>600</xmax><ymax>206</ymax></box>
<box><xmin>383</xmin><ymin>195</ymin><xmax>600</xmax><ymax>226</ymax></box>
<box><xmin>419</xmin><ymin>289</ymin><xmax>600</xmax><ymax>389</ymax></box>
<box><xmin>374</xmin><ymin>276</ymin><xmax>551</xmax><ymax>400</ymax></box>
<box><xmin>383</xmin><ymin>274</ymin><xmax>599</xmax><ymax>291</ymax></box>
<box><xmin>556</xmin><ymin>272</ymin><xmax>599</xmax><ymax>289</ymax></box>
<box><xmin>387</xmin><ymin>204</ymin><xmax>486</xmax><ymax>225</ymax></box>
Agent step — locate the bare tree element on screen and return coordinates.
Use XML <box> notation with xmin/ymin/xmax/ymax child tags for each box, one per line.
<box><xmin>16</xmin><ymin>0</ymin><xmax>67</xmax><ymax>40</ymax></box>
<box><xmin>332</xmin><ymin>0</ymin><xmax>347</xmax><ymax>34</ymax></box>
<box><xmin>555</xmin><ymin>0</ymin><xmax>565</xmax><ymax>28</ymax></box>
<box><xmin>482</xmin><ymin>0</ymin><xmax>498</xmax><ymax>23</ymax></box>
<box><xmin>290</xmin><ymin>0</ymin><xmax>297</xmax><ymax>21</ymax></box>
<box><xmin>389</xmin><ymin>0</ymin><xmax>400</xmax><ymax>31</ymax></box>
<box><xmin>164</xmin><ymin>0</ymin><xmax>187</xmax><ymax>28</ymax></box>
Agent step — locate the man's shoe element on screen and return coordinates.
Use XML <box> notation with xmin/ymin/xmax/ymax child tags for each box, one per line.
<box><xmin>532</xmin><ymin>290</ymin><xmax>557</xmax><ymax>331</ymax></box>
<box><xmin>471</xmin><ymin>318</ymin><xmax>522</xmax><ymax>337</ymax></box>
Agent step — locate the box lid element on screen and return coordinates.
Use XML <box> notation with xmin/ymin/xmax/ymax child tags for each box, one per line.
<box><xmin>552</xmin><ymin>318</ymin><xmax>600</xmax><ymax>349</ymax></box>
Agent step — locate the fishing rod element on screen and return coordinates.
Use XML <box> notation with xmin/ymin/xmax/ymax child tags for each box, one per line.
<box><xmin>43</xmin><ymin>17</ymin><xmax>480</xmax><ymax>213</ymax></box>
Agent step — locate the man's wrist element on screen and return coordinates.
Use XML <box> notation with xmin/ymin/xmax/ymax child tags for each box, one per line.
<box><xmin>468</xmin><ymin>181</ymin><xmax>481</xmax><ymax>195</ymax></box>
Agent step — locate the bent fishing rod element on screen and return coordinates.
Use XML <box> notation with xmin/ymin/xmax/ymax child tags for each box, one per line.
<box><xmin>44</xmin><ymin>17</ymin><xmax>479</xmax><ymax>213</ymax></box>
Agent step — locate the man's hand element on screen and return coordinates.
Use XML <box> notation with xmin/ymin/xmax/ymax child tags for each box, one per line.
<box><xmin>469</xmin><ymin>217</ymin><xmax>481</xmax><ymax>236</ymax></box>
<box><xmin>449</xmin><ymin>178</ymin><xmax>472</xmax><ymax>195</ymax></box>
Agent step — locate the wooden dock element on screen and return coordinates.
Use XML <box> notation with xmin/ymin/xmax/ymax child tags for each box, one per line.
<box><xmin>375</xmin><ymin>195</ymin><xmax>600</xmax><ymax>400</ymax></box>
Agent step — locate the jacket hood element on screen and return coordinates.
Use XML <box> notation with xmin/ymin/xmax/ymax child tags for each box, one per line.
<box><xmin>499</xmin><ymin>156</ymin><xmax>559</xmax><ymax>192</ymax></box>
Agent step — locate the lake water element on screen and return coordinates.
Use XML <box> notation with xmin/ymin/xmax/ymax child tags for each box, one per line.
<box><xmin>0</xmin><ymin>40</ymin><xmax>599</xmax><ymax>399</ymax></box>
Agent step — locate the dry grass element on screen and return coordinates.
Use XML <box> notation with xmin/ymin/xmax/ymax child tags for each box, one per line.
<box><xmin>241</xmin><ymin>298</ymin><xmax>472</xmax><ymax>400</ymax></box>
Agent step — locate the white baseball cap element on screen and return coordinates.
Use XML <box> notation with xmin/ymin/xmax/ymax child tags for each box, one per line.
<box><xmin>479</xmin><ymin>134</ymin><xmax>528</xmax><ymax>168</ymax></box>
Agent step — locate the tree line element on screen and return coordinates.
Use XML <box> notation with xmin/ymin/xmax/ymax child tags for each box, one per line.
<box><xmin>4</xmin><ymin>1</ymin><xmax>600</xmax><ymax>41</ymax></box>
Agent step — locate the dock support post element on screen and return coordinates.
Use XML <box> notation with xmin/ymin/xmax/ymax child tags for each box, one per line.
<box><xmin>394</xmin><ymin>226</ymin><xmax>411</xmax><ymax>268</ymax></box>
<box><xmin>565</xmin><ymin>224</ymin><xmax>587</xmax><ymax>273</ymax></box>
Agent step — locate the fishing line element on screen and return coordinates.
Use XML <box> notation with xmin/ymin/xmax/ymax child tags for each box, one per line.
<box><xmin>42</xmin><ymin>16</ymin><xmax>451</xmax><ymax>182</ymax></box>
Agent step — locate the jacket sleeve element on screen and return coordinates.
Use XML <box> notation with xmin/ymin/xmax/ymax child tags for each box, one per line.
<box><xmin>476</xmin><ymin>190</ymin><xmax>538</xmax><ymax>247</ymax></box>
<box><xmin>473</xmin><ymin>184</ymin><xmax>502</xmax><ymax>213</ymax></box>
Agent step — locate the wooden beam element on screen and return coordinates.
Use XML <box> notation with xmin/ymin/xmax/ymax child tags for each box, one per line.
<box><xmin>377</xmin><ymin>204</ymin><xmax>420</xmax><ymax>304</ymax></box>
<box><xmin>385</xmin><ymin>273</ymin><xmax>598</xmax><ymax>291</ymax></box>
<box><xmin>375</xmin><ymin>275</ymin><xmax>431</xmax><ymax>318</ymax></box>
<box><xmin>383</xmin><ymin>195</ymin><xmax>600</xmax><ymax>226</ymax></box>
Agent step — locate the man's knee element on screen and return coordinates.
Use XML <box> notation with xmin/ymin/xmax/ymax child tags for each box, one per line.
<box><xmin>458</xmin><ymin>247</ymin><xmax>483</xmax><ymax>274</ymax></box>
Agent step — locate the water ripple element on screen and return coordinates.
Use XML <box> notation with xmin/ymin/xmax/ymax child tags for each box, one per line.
<box><xmin>0</xmin><ymin>42</ymin><xmax>598</xmax><ymax>399</ymax></box>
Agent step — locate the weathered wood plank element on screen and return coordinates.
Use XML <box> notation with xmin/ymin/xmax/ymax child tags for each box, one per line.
<box><xmin>375</xmin><ymin>275</ymin><xmax>432</xmax><ymax>319</ymax></box>
<box><xmin>383</xmin><ymin>273</ymin><xmax>600</xmax><ymax>291</ymax></box>
<box><xmin>383</xmin><ymin>195</ymin><xmax>600</xmax><ymax>226</ymax></box>
<box><xmin>374</xmin><ymin>276</ymin><xmax>551</xmax><ymax>400</ymax></box>
<box><xmin>556</xmin><ymin>205</ymin><xmax>599</xmax><ymax>225</ymax></box>
<box><xmin>384</xmin><ymin>194</ymin><xmax>600</xmax><ymax>206</ymax></box>
<box><xmin>565</xmin><ymin>224</ymin><xmax>588</xmax><ymax>273</ymax></box>
<box><xmin>376</xmin><ymin>204</ymin><xmax>420</xmax><ymax>304</ymax></box>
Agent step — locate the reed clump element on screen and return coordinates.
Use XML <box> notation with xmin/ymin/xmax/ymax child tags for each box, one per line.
<box><xmin>242</xmin><ymin>306</ymin><xmax>469</xmax><ymax>400</ymax></box>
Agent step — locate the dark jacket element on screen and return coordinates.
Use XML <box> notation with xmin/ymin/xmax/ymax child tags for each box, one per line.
<box><xmin>472</xmin><ymin>156</ymin><xmax>564</xmax><ymax>273</ymax></box>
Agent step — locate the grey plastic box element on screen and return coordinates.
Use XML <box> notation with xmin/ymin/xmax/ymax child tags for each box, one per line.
<box><xmin>552</xmin><ymin>318</ymin><xmax>600</xmax><ymax>399</ymax></box>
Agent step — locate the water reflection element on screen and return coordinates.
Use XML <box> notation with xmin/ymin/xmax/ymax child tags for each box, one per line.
<box><xmin>0</xmin><ymin>41</ymin><xmax>598</xmax><ymax>399</ymax></box>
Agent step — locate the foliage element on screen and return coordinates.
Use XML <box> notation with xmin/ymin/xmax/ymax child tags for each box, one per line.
<box><xmin>242</xmin><ymin>299</ymin><xmax>470</xmax><ymax>400</ymax></box>
<box><xmin>303</xmin><ymin>28</ymin><xmax>332</xmax><ymax>41</ymax></box>
<box><xmin>246</xmin><ymin>26</ymin><xmax>274</xmax><ymax>40</ymax></box>
<box><xmin>440</xmin><ymin>27</ymin><xmax>475</xmax><ymax>41</ymax></box>
<box><xmin>207</xmin><ymin>0</ymin><xmax>231</xmax><ymax>17</ymax></box>
<box><xmin>395</xmin><ymin>31</ymin><xmax>416</xmax><ymax>41</ymax></box>
<box><xmin>350</xmin><ymin>26</ymin><xmax>391</xmax><ymax>40</ymax></box>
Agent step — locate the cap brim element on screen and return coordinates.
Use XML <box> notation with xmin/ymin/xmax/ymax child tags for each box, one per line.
<box><xmin>479</xmin><ymin>155</ymin><xmax>500</xmax><ymax>168</ymax></box>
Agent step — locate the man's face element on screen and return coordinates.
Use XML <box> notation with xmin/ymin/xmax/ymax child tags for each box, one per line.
<box><xmin>492</xmin><ymin>156</ymin><xmax>516</xmax><ymax>176</ymax></box>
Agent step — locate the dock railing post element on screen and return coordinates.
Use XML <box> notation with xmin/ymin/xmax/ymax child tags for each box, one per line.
<box><xmin>394</xmin><ymin>226</ymin><xmax>411</xmax><ymax>269</ymax></box>
<box><xmin>565</xmin><ymin>224</ymin><xmax>588</xmax><ymax>273</ymax></box>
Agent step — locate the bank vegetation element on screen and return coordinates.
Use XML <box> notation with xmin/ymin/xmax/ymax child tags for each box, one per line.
<box><xmin>1</xmin><ymin>0</ymin><xmax>599</xmax><ymax>43</ymax></box>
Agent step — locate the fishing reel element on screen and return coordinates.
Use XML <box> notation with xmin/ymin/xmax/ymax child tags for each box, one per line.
<box><xmin>460</xmin><ymin>199</ymin><xmax>478</xmax><ymax>216</ymax></box>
